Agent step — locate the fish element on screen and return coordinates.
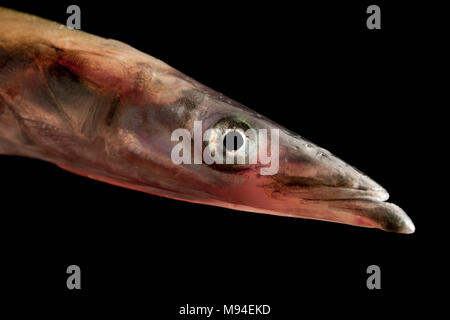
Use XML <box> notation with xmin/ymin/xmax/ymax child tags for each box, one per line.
<box><xmin>0</xmin><ymin>7</ymin><xmax>414</xmax><ymax>233</ymax></box>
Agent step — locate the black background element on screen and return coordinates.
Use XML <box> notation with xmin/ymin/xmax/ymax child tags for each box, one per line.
<box><xmin>1</xmin><ymin>1</ymin><xmax>443</xmax><ymax>318</ymax></box>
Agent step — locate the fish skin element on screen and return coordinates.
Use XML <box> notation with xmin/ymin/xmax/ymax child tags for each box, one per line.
<box><xmin>0</xmin><ymin>7</ymin><xmax>414</xmax><ymax>233</ymax></box>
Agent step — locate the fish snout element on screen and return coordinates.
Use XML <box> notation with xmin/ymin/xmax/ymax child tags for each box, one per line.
<box><xmin>276</xmin><ymin>136</ymin><xmax>388</xmax><ymax>200</ymax></box>
<box><xmin>264</xmin><ymin>132</ymin><xmax>415</xmax><ymax>233</ymax></box>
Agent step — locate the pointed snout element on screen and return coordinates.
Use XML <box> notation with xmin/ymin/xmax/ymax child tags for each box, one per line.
<box><xmin>264</xmin><ymin>131</ymin><xmax>415</xmax><ymax>233</ymax></box>
<box><xmin>275</xmin><ymin>132</ymin><xmax>388</xmax><ymax>198</ymax></box>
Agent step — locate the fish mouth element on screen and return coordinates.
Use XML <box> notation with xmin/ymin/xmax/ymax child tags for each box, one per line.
<box><xmin>296</xmin><ymin>188</ymin><xmax>415</xmax><ymax>234</ymax></box>
<box><xmin>267</xmin><ymin>170</ymin><xmax>416</xmax><ymax>234</ymax></box>
<box><xmin>259</xmin><ymin>182</ymin><xmax>415</xmax><ymax>234</ymax></box>
<box><xmin>255</xmin><ymin>131</ymin><xmax>416</xmax><ymax>234</ymax></box>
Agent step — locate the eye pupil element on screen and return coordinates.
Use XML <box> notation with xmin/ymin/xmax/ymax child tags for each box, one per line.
<box><xmin>223</xmin><ymin>131</ymin><xmax>244</xmax><ymax>151</ymax></box>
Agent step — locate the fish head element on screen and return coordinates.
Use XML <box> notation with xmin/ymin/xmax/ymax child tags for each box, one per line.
<box><xmin>100</xmin><ymin>60</ymin><xmax>414</xmax><ymax>234</ymax></box>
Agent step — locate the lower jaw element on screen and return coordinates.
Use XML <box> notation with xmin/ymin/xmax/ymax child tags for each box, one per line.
<box><xmin>291</xmin><ymin>199</ymin><xmax>414</xmax><ymax>233</ymax></box>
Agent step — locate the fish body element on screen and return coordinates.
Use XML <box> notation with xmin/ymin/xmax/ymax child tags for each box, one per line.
<box><xmin>0</xmin><ymin>7</ymin><xmax>414</xmax><ymax>233</ymax></box>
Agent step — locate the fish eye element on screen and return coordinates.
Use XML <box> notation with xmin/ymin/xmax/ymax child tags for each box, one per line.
<box><xmin>204</xmin><ymin>117</ymin><xmax>257</xmax><ymax>168</ymax></box>
<box><xmin>213</xmin><ymin>118</ymin><xmax>251</xmax><ymax>155</ymax></box>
